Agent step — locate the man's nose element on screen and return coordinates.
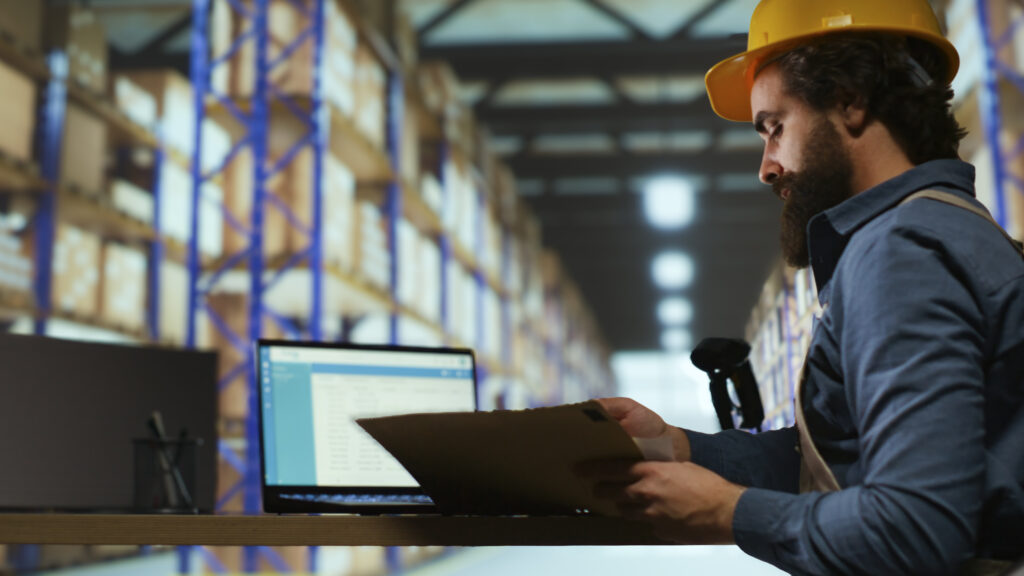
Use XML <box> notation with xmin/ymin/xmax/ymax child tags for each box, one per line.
<box><xmin>759</xmin><ymin>150</ymin><xmax>782</xmax><ymax>185</ymax></box>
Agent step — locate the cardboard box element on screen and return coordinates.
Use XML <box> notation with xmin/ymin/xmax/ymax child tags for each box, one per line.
<box><xmin>354</xmin><ymin>46</ymin><xmax>386</xmax><ymax>149</ymax></box>
<box><xmin>100</xmin><ymin>242</ymin><xmax>147</xmax><ymax>333</ymax></box>
<box><xmin>122</xmin><ymin>70</ymin><xmax>195</xmax><ymax>158</ymax></box>
<box><xmin>0</xmin><ymin>59</ymin><xmax>36</xmax><ymax>163</ymax></box>
<box><xmin>396</xmin><ymin>218</ymin><xmax>419</xmax><ymax>307</ymax></box>
<box><xmin>0</xmin><ymin>229</ymin><xmax>31</xmax><ymax>293</ymax></box>
<box><xmin>47</xmin><ymin>4</ymin><xmax>107</xmax><ymax>95</ymax></box>
<box><xmin>51</xmin><ymin>224</ymin><xmax>102</xmax><ymax>319</ymax></box>
<box><xmin>111</xmin><ymin>178</ymin><xmax>154</xmax><ymax>224</ymax></box>
<box><xmin>401</xmin><ymin>91</ymin><xmax>420</xmax><ymax>186</ymax></box>
<box><xmin>419</xmin><ymin>238</ymin><xmax>441</xmax><ymax>322</ymax></box>
<box><xmin>212</xmin><ymin>0</ymin><xmax>356</xmax><ymax>116</ymax></box>
<box><xmin>0</xmin><ymin>0</ymin><xmax>43</xmax><ymax>54</ymax></box>
<box><xmin>112</xmin><ymin>75</ymin><xmax>158</xmax><ymax>131</ymax></box>
<box><xmin>222</xmin><ymin>146</ymin><xmax>289</xmax><ymax>259</ymax></box>
<box><xmin>61</xmin><ymin>104</ymin><xmax>108</xmax><ymax>194</ymax></box>
<box><xmin>284</xmin><ymin>149</ymin><xmax>357</xmax><ymax>270</ymax></box>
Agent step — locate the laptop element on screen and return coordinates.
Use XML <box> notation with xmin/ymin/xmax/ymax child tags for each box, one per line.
<box><xmin>256</xmin><ymin>339</ymin><xmax>478</xmax><ymax>514</ymax></box>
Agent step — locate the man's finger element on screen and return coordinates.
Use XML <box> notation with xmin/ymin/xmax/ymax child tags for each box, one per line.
<box><xmin>594</xmin><ymin>397</ymin><xmax>634</xmax><ymax>420</ymax></box>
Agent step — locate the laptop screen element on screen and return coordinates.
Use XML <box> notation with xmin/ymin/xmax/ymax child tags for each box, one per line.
<box><xmin>258</xmin><ymin>341</ymin><xmax>477</xmax><ymax>496</ymax></box>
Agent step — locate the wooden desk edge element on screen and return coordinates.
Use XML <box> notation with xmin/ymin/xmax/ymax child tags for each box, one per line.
<box><xmin>0</xmin><ymin>514</ymin><xmax>668</xmax><ymax>546</ymax></box>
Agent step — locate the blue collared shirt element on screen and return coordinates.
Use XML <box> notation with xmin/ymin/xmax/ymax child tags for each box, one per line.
<box><xmin>687</xmin><ymin>159</ymin><xmax>1024</xmax><ymax>575</ymax></box>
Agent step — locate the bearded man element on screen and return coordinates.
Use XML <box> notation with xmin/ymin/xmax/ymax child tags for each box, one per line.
<box><xmin>581</xmin><ymin>2</ymin><xmax>1024</xmax><ymax>574</ymax></box>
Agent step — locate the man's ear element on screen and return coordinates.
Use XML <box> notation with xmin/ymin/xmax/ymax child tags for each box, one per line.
<box><xmin>839</xmin><ymin>96</ymin><xmax>869</xmax><ymax>137</ymax></box>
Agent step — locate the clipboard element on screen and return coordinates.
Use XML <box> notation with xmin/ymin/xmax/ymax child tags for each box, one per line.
<box><xmin>357</xmin><ymin>401</ymin><xmax>645</xmax><ymax>516</ymax></box>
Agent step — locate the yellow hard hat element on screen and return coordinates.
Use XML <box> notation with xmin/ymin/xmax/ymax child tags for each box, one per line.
<box><xmin>704</xmin><ymin>0</ymin><xmax>960</xmax><ymax>122</ymax></box>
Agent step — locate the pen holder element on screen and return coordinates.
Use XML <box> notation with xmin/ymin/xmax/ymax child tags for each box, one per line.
<box><xmin>132</xmin><ymin>438</ymin><xmax>202</xmax><ymax>513</ymax></box>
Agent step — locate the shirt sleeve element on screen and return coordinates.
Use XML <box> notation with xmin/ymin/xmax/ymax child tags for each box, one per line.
<box><xmin>731</xmin><ymin>222</ymin><xmax>986</xmax><ymax>575</ymax></box>
<box><xmin>686</xmin><ymin>427</ymin><xmax>800</xmax><ymax>493</ymax></box>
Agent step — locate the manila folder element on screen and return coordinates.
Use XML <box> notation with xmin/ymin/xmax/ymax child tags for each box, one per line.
<box><xmin>357</xmin><ymin>401</ymin><xmax>644</xmax><ymax>516</ymax></box>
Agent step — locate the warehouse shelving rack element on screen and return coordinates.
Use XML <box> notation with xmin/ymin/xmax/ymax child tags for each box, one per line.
<box><xmin>0</xmin><ymin>35</ymin><xmax>173</xmax><ymax>344</ymax></box>
<box><xmin>975</xmin><ymin>0</ymin><xmax>1024</xmax><ymax>231</ymax></box>
<box><xmin>1</xmin><ymin>1</ymin><xmax>615</xmax><ymax>572</ymax></box>
<box><xmin>183</xmin><ymin>0</ymin><xmax>526</xmax><ymax>572</ymax></box>
<box><xmin>0</xmin><ymin>12</ymin><xmax>182</xmax><ymax>572</ymax></box>
<box><xmin>187</xmin><ymin>0</ymin><xmax>334</xmax><ymax>572</ymax></box>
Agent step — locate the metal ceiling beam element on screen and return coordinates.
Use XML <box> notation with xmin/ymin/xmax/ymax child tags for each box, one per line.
<box><xmin>505</xmin><ymin>151</ymin><xmax>763</xmax><ymax>180</ymax></box>
<box><xmin>668</xmin><ymin>0</ymin><xmax>733</xmax><ymax>40</ymax></box>
<box><xmin>132</xmin><ymin>11</ymin><xmax>193</xmax><ymax>61</ymax></box>
<box><xmin>420</xmin><ymin>37</ymin><xmax>747</xmax><ymax>80</ymax></box>
<box><xmin>477</xmin><ymin>101</ymin><xmax>725</xmax><ymax>134</ymax></box>
<box><xmin>418</xmin><ymin>0</ymin><xmax>481</xmax><ymax>36</ymax></box>
<box><xmin>580</xmin><ymin>0</ymin><xmax>653</xmax><ymax>40</ymax></box>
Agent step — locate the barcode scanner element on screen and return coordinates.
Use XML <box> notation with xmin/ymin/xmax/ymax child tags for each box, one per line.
<box><xmin>691</xmin><ymin>338</ymin><xmax>765</xmax><ymax>431</ymax></box>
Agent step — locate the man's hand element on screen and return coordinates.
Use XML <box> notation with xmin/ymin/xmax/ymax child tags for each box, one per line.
<box><xmin>596</xmin><ymin>397</ymin><xmax>692</xmax><ymax>461</ymax></box>
<box><xmin>580</xmin><ymin>459</ymin><xmax>746</xmax><ymax>545</ymax></box>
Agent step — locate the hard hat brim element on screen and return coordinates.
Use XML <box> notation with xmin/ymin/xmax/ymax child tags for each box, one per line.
<box><xmin>705</xmin><ymin>27</ymin><xmax>960</xmax><ymax>123</ymax></box>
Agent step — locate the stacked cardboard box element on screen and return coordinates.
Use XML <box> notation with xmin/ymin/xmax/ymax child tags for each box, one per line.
<box><xmin>223</xmin><ymin>147</ymin><xmax>288</xmax><ymax>259</ymax></box>
<box><xmin>159</xmin><ymin>160</ymin><xmax>224</xmax><ymax>259</ymax></box>
<box><xmin>281</xmin><ymin>148</ymin><xmax>357</xmax><ymax>270</ymax></box>
<box><xmin>0</xmin><ymin>227</ymin><xmax>31</xmax><ymax>294</ymax></box>
<box><xmin>212</xmin><ymin>0</ymin><xmax>357</xmax><ymax>118</ymax></box>
<box><xmin>354</xmin><ymin>45</ymin><xmax>386</xmax><ymax>150</ymax></box>
<box><xmin>99</xmin><ymin>241</ymin><xmax>147</xmax><ymax>333</ymax></box>
<box><xmin>445</xmin><ymin>260</ymin><xmax>477</xmax><ymax>346</ymax></box>
<box><xmin>0</xmin><ymin>60</ymin><xmax>36</xmax><ymax>163</ymax></box>
<box><xmin>61</xmin><ymin>104</ymin><xmax>108</xmax><ymax>194</ymax></box>
<box><xmin>395</xmin><ymin>218</ymin><xmax>420</xmax><ymax>308</ymax></box>
<box><xmin>123</xmin><ymin>70</ymin><xmax>195</xmax><ymax>160</ymax></box>
<box><xmin>441</xmin><ymin>157</ymin><xmax>476</xmax><ymax>249</ymax></box>
<box><xmin>47</xmin><ymin>4</ymin><xmax>107</xmax><ymax>94</ymax></box>
<box><xmin>481</xmin><ymin>210</ymin><xmax>502</xmax><ymax>281</ymax></box>
<box><xmin>323</xmin><ymin>155</ymin><xmax>357</xmax><ymax>271</ymax></box>
<box><xmin>112</xmin><ymin>75</ymin><xmax>158</xmax><ymax>131</ymax></box>
<box><xmin>482</xmin><ymin>286</ymin><xmax>502</xmax><ymax>359</ymax></box>
<box><xmin>50</xmin><ymin>224</ymin><xmax>102</xmax><ymax>318</ymax></box>
<box><xmin>110</xmin><ymin>179</ymin><xmax>154</xmax><ymax>225</ymax></box>
<box><xmin>0</xmin><ymin>0</ymin><xmax>43</xmax><ymax>54</ymax></box>
<box><xmin>357</xmin><ymin>201</ymin><xmax>390</xmax><ymax>289</ymax></box>
<box><xmin>159</xmin><ymin>259</ymin><xmax>201</xmax><ymax>346</ymax></box>
<box><xmin>401</xmin><ymin>90</ymin><xmax>420</xmax><ymax>186</ymax></box>
<box><xmin>419</xmin><ymin>238</ymin><xmax>441</xmax><ymax>323</ymax></box>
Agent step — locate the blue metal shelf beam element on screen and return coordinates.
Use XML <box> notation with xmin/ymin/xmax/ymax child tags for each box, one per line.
<box><xmin>32</xmin><ymin>52</ymin><xmax>69</xmax><ymax>336</ymax></box>
<box><xmin>976</xmin><ymin>0</ymin><xmax>1024</xmax><ymax>229</ymax></box>
<box><xmin>188</xmin><ymin>0</ymin><xmax>329</xmax><ymax>572</ymax></box>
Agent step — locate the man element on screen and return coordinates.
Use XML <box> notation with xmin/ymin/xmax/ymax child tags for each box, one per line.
<box><xmin>582</xmin><ymin>1</ymin><xmax>1024</xmax><ymax>574</ymax></box>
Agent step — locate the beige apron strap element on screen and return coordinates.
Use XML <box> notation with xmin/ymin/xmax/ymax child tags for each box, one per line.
<box><xmin>900</xmin><ymin>190</ymin><xmax>1024</xmax><ymax>256</ymax></box>
<box><xmin>795</xmin><ymin>363</ymin><xmax>841</xmax><ymax>493</ymax></box>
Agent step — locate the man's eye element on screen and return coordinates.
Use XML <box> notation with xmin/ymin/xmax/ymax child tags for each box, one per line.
<box><xmin>770</xmin><ymin>126</ymin><xmax>782</xmax><ymax>141</ymax></box>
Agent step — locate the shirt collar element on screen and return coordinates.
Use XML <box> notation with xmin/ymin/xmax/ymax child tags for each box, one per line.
<box><xmin>807</xmin><ymin>159</ymin><xmax>976</xmax><ymax>293</ymax></box>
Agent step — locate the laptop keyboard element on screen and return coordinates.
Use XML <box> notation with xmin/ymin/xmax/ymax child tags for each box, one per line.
<box><xmin>281</xmin><ymin>493</ymin><xmax>435</xmax><ymax>506</ymax></box>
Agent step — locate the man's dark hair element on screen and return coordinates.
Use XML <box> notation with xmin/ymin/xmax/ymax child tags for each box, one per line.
<box><xmin>767</xmin><ymin>32</ymin><xmax>966</xmax><ymax>164</ymax></box>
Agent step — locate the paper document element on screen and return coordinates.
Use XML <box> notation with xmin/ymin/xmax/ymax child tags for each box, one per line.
<box><xmin>358</xmin><ymin>401</ymin><xmax>649</xmax><ymax>516</ymax></box>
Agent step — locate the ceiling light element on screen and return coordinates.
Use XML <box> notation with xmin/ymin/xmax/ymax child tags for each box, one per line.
<box><xmin>661</xmin><ymin>328</ymin><xmax>693</xmax><ymax>352</ymax></box>
<box><xmin>651</xmin><ymin>251</ymin><xmax>695</xmax><ymax>290</ymax></box>
<box><xmin>643</xmin><ymin>176</ymin><xmax>696</xmax><ymax>230</ymax></box>
<box><xmin>658</xmin><ymin>297</ymin><xmax>694</xmax><ymax>326</ymax></box>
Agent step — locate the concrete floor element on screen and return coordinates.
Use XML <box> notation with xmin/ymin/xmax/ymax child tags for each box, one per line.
<box><xmin>403</xmin><ymin>546</ymin><xmax>786</xmax><ymax>576</ymax></box>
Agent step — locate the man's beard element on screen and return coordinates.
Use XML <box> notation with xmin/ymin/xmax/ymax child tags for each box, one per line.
<box><xmin>775</xmin><ymin>118</ymin><xmax>855</xmax><ymax>268</ymax></box>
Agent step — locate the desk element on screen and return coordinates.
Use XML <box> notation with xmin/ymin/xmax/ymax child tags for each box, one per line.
<box><xmin>0</xmin><ymin>514</ymin><xmax>665</xmax><ymax>546</ymax></box>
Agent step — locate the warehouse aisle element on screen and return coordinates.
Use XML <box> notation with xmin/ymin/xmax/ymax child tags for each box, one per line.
<box><xmin>404</xmin><ymin>546</ymin><xmax>786</xmax><ymax>576</ymax></box>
